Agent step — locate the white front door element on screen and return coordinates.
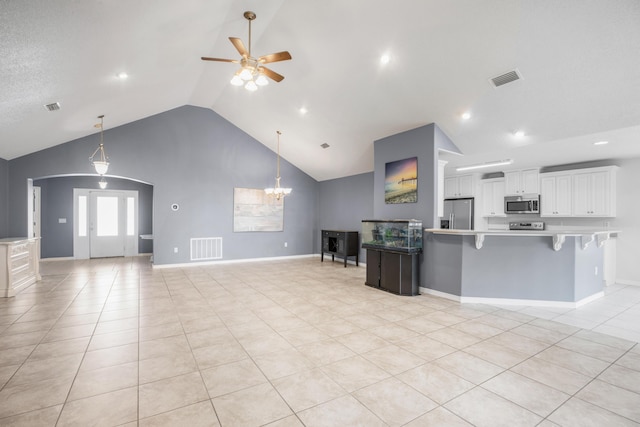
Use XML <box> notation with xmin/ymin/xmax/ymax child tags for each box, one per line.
<box><xmin>90</xmin><ymin>192</ymin><xmax>125</xmax><ymax>258</ymax></box>
<box><xmin>74</xmin><ymin>189</ymin><xmax>138</xmax><ymax>259</ymax></box>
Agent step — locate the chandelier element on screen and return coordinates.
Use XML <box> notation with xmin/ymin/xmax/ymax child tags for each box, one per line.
<box><xmin>89</xmin><ymin>115</ymin><xmax>109</xmax><ymax>175</ymax></box>
<box><xmin>264</xmin><ymin>130</ymin><xmax>292</xmax><ymax>200</ymax></box>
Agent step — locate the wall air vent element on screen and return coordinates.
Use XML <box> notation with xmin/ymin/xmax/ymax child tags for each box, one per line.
<box><xmin>490</xmin><ymin>69</ymin><xmax>522</xmax><ymax>88</ymax></box>
<box><xmin>44</xmin><ymin>102</ymin><xmax>61</xmax><ymax>111</ymax></box>
<box><xmin>190</xmin><ymin>237</ymin><xmax>222</xmax><ymax>261</ymax></box>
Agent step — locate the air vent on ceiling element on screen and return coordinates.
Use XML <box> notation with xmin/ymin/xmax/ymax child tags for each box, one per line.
<box><xmin>44</xmin><ymin>102</ymin><xmax>61</xmax><ymax>111</ymax></box>
<box><xmin>490</xmin><ymin>69</ymin><xmax>522</xmax><ymax>88</ymax></box>
<box><xmin>320</xmin><ymin>143</ymin><xmax>330</xmax><ymax>149</ymax></box>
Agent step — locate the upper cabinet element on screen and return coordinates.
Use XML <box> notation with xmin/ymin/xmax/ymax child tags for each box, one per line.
<box><xmin>540</xmin><ymin>166</ymin><xmax>617</xmax><ymax>218</ymax></box>
<box><xmin>572</xmin><ymin>168</ymin><xmax>617</xmax><ymax>217</ymax></box>
<box><xmin>444</xmin><ymin>174</ymin><xmax>475</xmax><ymax>198</ymax></box>
<box><xmin>540</xmin><ymin>173</ymin><xmax>572</xmax><ymax>217</ymax></box>
<box><xmin>481</xmin><ymin>179</ymin><xmax>506</xmax><ymax>217</ymax></box>
<box><xmin>504</xmin><ymin>169</ymin><xmax>539</xmax><ymax>195</ymax></box>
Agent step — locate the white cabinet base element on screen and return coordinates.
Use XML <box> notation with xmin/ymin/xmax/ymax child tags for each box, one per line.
<box><xmin>0</xmin><ymin>238</ymin><xmax>41</xmax><ymax>298</ymax></box>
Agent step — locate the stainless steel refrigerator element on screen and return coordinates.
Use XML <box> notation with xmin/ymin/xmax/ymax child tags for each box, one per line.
<box><xmin>441</xmin><ymin>198</ymin><xmax>474</xmax><ymax>230</ymax></box>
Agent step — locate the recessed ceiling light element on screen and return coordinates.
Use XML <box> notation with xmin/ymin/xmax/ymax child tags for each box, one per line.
<box><xmin>594</xmin><ymin>141</ymin><xmax>609</xmax><ymax>146</ymax></box>
<box><xmin>461</xmin><ymin>112</ymin><xmax>471</xmax><ymax>120</ymax></box>
<box><xmin>116</xmin><ymin>72</ymin><xmax>128</xmax><ymax>79</ymax></box>
<box><xmin>299</xmin><ymin>107</ymin><xmax>308</xmax><ymax>115</ymax></box>
<box><xmin>320</xmin><ymin>143</ymin><xmax>330</xmax><ymax>149</ymax></box>
<box><xmin>513</xmin><ymin>130</ymin><xmax>525</xmax><ymax>138</ymax></box>
<box><xmin>380</xmin><ymin>54</ymin><xmax>391</xmax><ymax>65</ymax></box>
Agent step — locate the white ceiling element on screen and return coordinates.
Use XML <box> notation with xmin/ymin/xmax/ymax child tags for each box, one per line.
<box><xmin>2</xmin><ymin>0</ymin><xmax>640</xmax><ymax>181</ymax></box>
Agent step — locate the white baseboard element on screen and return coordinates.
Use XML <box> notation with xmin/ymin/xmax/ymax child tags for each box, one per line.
<box><xmin>617</xmin><ymin>279</ymin><xmax>640</xmax><ymax>287</ymax></box>
<box><xmin>152</xmin><ymin>254</ymin><xmax>316</xmax><ymax>269</ymax></box>
<box><xmin>419</xmin><ymin>287</ymin><xmax>461</xmax><ymax>302</ymax></box>
<box><xmin>419</xmin><ymin>287</ymin><xmax>604</xmax><ymax>308</ymax></box>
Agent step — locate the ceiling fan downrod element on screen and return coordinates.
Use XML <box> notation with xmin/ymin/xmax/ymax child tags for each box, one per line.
<box><xmin>244</xmin><ymin>11</ymin><xmax>256</xmax><ymax>58</ymax></box>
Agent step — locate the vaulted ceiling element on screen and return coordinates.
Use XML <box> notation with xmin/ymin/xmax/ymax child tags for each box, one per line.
<box><xmin>2</xmin><ymin>0</ymin><xmax>640</xmax><ymax>181</ymax></box>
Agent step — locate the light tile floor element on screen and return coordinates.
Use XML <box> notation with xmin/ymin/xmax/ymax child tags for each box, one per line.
<box><xmin>0</xmin><ymin>256</ymin><xmax>638</xmax><ymax>426</ymax></box>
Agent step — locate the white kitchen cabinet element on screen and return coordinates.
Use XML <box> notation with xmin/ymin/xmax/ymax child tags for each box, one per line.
<box><xmin>505</xmin><ymin>169</ymin><xmax>539</xmax><ymax>195</ymax></box>
<box><xmin>573</xmin><ymin>168</ymin><xmax>616</xmax><ymax>217</ymax></box>
<box><xmin>541</xmin><ymin>166</ymin><xmax>617</xmax><ymax>218</ymax></box>
<box><xmin>444</xmin><ymin>174</ymin><xmax>475</xmax><ymax>198</ymax></box>
<box><xmin>481</xmin><ymin>179</ymin><xmax>506</xmax><ymax>217</ymax></box>
<box><xmin>540</xmin><ymin>173</ymin><xmax>572</xmax><ymax>217</ymax></box>
<box><xmin>0</xmin><ymin>238</ymin><xmax>40</xmax><ymax>297</ymax></box>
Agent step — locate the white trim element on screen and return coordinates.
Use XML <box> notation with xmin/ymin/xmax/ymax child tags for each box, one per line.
<box><xmin>41</xmin><ymin>253</ymin><xmax>152</xmax><ymax>262</ymax></box>
<box><xmin>152</xmin><ymin>254</ymin><xmax>316</xmax><ymax>269</ymax></box>
<box><xmin>419</xmin><ymin>287</ymin><xmax>604</xmax><ymax>308</ymax></box>
<box><xmin>617</xmin><ymin>279</ymin><xmax>640</xmax><ymax>287</ymax></box>
<box><xmin>419</xmin><ymin>287</ymin><xmax>462</xmax><ymax>302</ymax></box>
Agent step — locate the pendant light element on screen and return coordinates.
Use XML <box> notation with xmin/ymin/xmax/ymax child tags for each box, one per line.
<box><xmin>90</xmin><ymin>115</ymin><xmax>109</xmax><ymax>175</ymax></box>
<box><xmin>264</xmin><ymin>130</ymin><xmax>292</xmax><ymax>200</ymax></box>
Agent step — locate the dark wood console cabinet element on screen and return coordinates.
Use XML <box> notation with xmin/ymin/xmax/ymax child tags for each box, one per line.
<box><xmin>321</xmin><ymin>230</ymin><xmax>359</xmax><ymax>267</ymax></box>
<box><xmin>365</xmin><ymin>248</ymin><xmax>420</xmax><ymax>296</ymax></box>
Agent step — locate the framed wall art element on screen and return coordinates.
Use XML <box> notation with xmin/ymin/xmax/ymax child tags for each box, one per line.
<box><xmin>384</xmin><ymin>157</ymin><xmax>417</xmax><ymax>204</ymax></box>
<box><xmin>233</xmin><ymin>188</ymin><xmax>284</xmax><ymax>232</ymax></box>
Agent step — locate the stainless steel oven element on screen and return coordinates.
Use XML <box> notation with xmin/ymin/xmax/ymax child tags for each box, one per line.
<box><xmin>504</xmin><ymin>195</ymin><xmax>540</xmax><ymax>214</ymax></box>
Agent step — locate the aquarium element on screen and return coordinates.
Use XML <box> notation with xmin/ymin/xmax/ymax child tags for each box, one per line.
<box><xmin>361</xmin><ymin>219</ymin><xmax>423</xmax><ymax>252</ymax></box>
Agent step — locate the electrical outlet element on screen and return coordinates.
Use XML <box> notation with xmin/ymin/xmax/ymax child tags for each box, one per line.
<box><xmin>284</xmin><ymin>242</ymin><xmax>288</xmax><ymax>247</ymax></box>
<box><xmin>174</xmin><ymin>247</ymin><xmax>178</xmax><ymax>253</ymax></box>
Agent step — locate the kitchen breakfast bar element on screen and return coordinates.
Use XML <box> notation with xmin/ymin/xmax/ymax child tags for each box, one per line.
<box><xmin>422</xmin><ymin>228</ymin><xmax>619</xmax><ymax>307</ymax></box>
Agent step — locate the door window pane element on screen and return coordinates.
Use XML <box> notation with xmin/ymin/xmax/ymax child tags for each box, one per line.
<box><xmin>127</xmin><ymin>197</ymin><xmax>134</xmax><ymax>236</ymax></box>
<box><xmin>78</xmin><ymin>196</ymin><xmax>87</xmax><ymax>237</ymax></box>
<box><xmin>96</xmin><ymin>196</ymin><xmax>118</xmax><ymax>237</ymax></box>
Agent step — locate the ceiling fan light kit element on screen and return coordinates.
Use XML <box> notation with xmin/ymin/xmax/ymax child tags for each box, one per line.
<box><xmin>201</xmin><ymin>11</ymin><xmax>292</xmax><ymax>92</ymax></box>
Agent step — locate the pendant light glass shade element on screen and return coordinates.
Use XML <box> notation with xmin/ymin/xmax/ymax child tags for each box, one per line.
<box><xmin>90</xmin><ymin>115</ymin><xmax>110</xmax><ymax>175</ymax></box>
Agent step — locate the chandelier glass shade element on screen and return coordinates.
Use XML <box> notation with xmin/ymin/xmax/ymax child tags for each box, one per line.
<box><xmin>265</xmin><ymin>131</ymin><xmax>292</xmax><ymax>200</ymax></box>
<box><xmin>90</xmin><ymin>115</ymin><xmax>109</xmax><ymax>175</ymax></box>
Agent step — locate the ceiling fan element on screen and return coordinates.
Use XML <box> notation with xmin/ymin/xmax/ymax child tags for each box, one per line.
<box><xmin>201</xmin><ymin>11</ymin><xmax>292</xmax><ymax>91</ymax></box>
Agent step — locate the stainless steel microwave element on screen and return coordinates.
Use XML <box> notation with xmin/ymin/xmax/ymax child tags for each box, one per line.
<box><xmin>504</xmin><ymin>195</ymin><xmax>540</xmax><ymax>214</ymax></box>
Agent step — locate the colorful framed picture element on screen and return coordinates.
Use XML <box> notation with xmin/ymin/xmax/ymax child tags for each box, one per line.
<box><xmin>385</xmin><ymin>157</ymin><xmax>417</xmax><ymax>204</ymax></box>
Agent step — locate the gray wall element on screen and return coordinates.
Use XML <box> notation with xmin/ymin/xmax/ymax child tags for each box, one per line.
<box><xmin>425</xmin><ymin>234</ymin><xmax>604</xmax><ymax>302</ymax></box>
<box><xmin>372</xmin><ymin>123</ymin><xmax>460</xmax><ymax>287</ymax></box>
<box><xmin>0</xmin><ymin>157</ymin><xmax>7</xmax><ymax>237</ymax></box>
<box><xmin>373</xmin><ymin>123</ymin><xmax>459</xmax><ymax>227</ymax></box>
<box><xmin>318</xmin><ymin>172</ymin><xmax>374</xmax><ymax>262</ymax></box>
<box><xmin>33</xmin><ymin>176</ymin><xmax>153</xmax><ymax>258</ymax></box>
<box><xmin>8</xmin><ymin>106</ymin><xmax>319</xmax><ymax>265</ymax></box>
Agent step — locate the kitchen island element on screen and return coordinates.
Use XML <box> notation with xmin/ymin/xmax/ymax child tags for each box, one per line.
<box><xmin>1</xmin><ymin>237</ymin><xmax>40</xmax><ymax>297</ymax></box>
<box><xmin>422</xmin><ymin>228</ymin><xmax>619</xmax><ymax>307</ymax></box>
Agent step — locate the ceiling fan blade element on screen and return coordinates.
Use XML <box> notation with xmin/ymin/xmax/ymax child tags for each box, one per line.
<box><xmin>201</xmin><ymin>57</ymin><xmax>240</xmax><ymax>63</ymax></box>
<box><xmin>260</xmin><ymin>66</ymin><xmax>285</xmax><ymax>82</ymax></box>
<box><xmin>229</xmin><ymin>37</ymin><xmax>249</xmax><ymax>58</ymax></box>
<box><xmin>258</xmin><ymin>51</ymin><xmax>292</xmax><ymax>64</ymax></box>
